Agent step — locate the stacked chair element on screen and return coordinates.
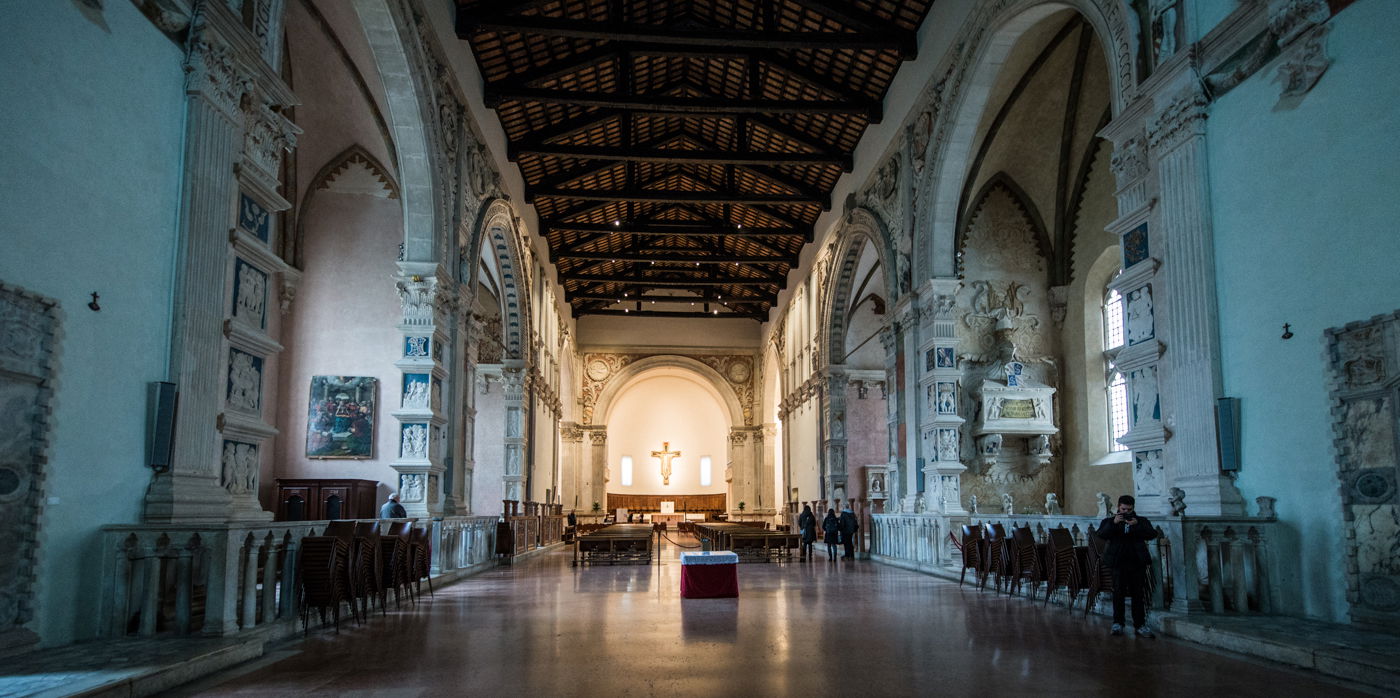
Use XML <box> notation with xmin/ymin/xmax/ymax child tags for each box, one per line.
<box><xmin>979</xmin><ymin>523</ymin><xmax>1011</xmax><ymax>593</ymax></box>
<box><xmin>1006</xmin><ymin>525</ymin><xmax>1047</xmax><ymax>599</ymax></box>
<box><xmin>1043</xmin><ymin>526</ymin><xmax>1085</xmax><ymax>608</ymax></box>
<box><xmin>297</xmin><ymin>519</ymin><xmax>430</xmax><ymax>634</ymax></box>
<box><xmin>949</xmin><ymin>524</ymin><xmax>982</xmax><ymax>587</ymax></box>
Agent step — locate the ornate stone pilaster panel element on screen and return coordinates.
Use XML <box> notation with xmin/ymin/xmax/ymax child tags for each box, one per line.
<box><xmin>915</xmin><ymin>278</ymin><xmax>967</xmax><ymax>515</ymax></box>
<box><xmin>1148</xmin><ymin>83</ymin><xmax>1245</xmax><ymax>516</ymax></box>
<box><xmin>1325</xmin><ymin>310</ymin><xmax>1400</xmax><ymax>629</ymax></box>
<box><xmin>0</xmin><ymin>283</ymin><xmax>60</xmax><ymax>653</ymax></box>
<box><xmin>559</xmin><ymin>422</ymin><xmax>585</xmax><ymax>512</ymax></box>
<box><xmin>391</xmin><ymin>263</ymin><xmax>453</xmax><ymax>517</ymax></box>
<box><xmin>147</xmin><ymin>1</ymin><xmax>298</xmax><ymax>523</ymax></box>
<box><xmin>499</xmin><ymin>359</ymin><xmax>529</xmax><ymax>504</ymax></box>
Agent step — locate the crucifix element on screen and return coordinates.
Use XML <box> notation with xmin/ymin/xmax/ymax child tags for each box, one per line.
<box><xmin>651</xmin><ymin>441</ymin><xmax>681</xmax><ymax>486</ymax></box>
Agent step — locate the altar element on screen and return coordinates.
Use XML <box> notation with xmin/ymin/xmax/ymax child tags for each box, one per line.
<box><xmin>680</xmin><ymin>551</ymin><xmax>739</xmax><ymax>599</ymax></box>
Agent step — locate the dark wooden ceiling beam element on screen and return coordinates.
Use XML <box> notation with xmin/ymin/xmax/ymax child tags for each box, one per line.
<box><xmin>495</xmin><ymin>45</ymin><xmax>621</xmax><ymax>88</ymax></box>
<box><xmin>460</xmin><ymin>15</ymin><xmax>912</xmax><ymax>53</ymax></box>
<box><xmin>575</xmin><ymin>308</ymin><xmax>766</xmax><ymax>320</ymax></box>
<box><xmin>531</xmin><ymin>187</ymin><xmax>822</xmax><ymax>206</ymax></box>
<box><xmin>544</xmin><ymin>220</ymin><xmax>808</xmax><ymax>237</ymax></box>
<box><xmin>558</xmin><ymin>250</ymin><xmax>797</xmax><ymax>264</ymax></box>
<box><xmin>511</xmin><ymin>143</ymin><xmax>851</xmax><ymax>169</ymax></box>
<box><xmin>486</xmin><ymin>87</ymin><xmax>880</xmax><ymax>119</ymax></box>
<box><xmin>566</xmin><ymin>290</ymin><xmax>778</xmax><ymax>304</ymax></box>
<box><xmin>790</xmin><ymin>0</ymin><xmax>918</xmax><ymax>55</ymax></box>
<box><xmin>562</xmin><ymin>273</ymin><xmax>782</xmax><ymax>287</ymax></box>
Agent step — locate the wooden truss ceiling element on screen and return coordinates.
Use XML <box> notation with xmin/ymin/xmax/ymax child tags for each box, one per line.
<box><xmin>456</xmin><ymin>0</ymin><xmax>934</xmax><ymax>320</ymax></box>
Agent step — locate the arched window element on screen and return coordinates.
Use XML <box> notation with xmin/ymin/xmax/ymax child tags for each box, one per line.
<box><xmin>1103</xmin><ymin>287</ymin><xmax>1129</xmax><ymax>452</ymax></box>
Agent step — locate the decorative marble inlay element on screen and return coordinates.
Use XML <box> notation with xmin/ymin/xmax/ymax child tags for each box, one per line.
<box><xmin>1123</xmin><ymin>223</ymin><xmax>1149</xmax><ymax>267</ymax></box>
<box><xmin>1134</xmin><ymin>450</ymin><xmax>1165</xmax><ymax>501</ymax></box>
<box><xmin>401</xmin><ymin>424</ymin><xmax>428</xmax><ymax>459</ymax></box>
<box><xmin>238</xmin><ymin>193</ymin><xmax>270</xmax><ymax>242</ymax></box>
<box><xmin>1125</xmin><ymin>285</ymin><xmax>1155</xmax><ymax>346</ymax></box>
<box><xmin>404</xmin><ymin>336</ymin><xmax>430</xmax><ymax>358</ymax></box>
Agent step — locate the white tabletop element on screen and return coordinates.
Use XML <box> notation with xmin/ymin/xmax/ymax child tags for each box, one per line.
<box><xmin>680</xmin><ymin>551</ymin><xmax>739</xmax><ymax>565</ymax></box>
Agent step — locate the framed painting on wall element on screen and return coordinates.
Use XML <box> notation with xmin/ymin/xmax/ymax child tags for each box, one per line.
<box><xmin>306</xmin><ymin>375</ymin><xmax>377</xmax><ymax>459</ymax></box>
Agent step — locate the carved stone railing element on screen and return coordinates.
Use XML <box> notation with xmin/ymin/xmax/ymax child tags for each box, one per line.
<box><xmin>870</xmin><ymin>512</ymin><xmax>1285</xmax><ymax>616</ymax></box>
<box><xmin>431</xmin><ymin>516</ymin><xmax>498</xmax><ymax>576</ymax></box>
<box><xmin>100</xmin><ymin>516</ymin><xmax>496</xmax><ymax>639</ymax></box>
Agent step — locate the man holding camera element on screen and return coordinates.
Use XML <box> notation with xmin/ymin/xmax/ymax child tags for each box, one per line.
<box><xmin>1096</xmin><ymin>494</ymin><xmax>1158</xmax><ymax>637</ymax></box>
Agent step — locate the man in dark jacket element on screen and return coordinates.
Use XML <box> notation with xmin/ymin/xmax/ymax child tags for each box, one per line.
<box><xmin>838</xmin><ymin>504</ymin><xmax>859</xmax><ymax>559</ymax></box>
<box><xmin>1096</xmin><ymin>494</ymin><xmax>1157</xmax><ymax>637</ymax></box>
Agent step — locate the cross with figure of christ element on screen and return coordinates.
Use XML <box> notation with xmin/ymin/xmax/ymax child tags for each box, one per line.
<box><xmin>651</xmin><ymin>441</ymin><xmax>681</xmax><ymax>486</ymax></box>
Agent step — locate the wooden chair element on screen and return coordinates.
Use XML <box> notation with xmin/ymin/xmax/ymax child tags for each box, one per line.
<box><xmin>320</xmin><ymin>521</ymin><xmax>362</xmax><ymax>624</ymax></box>
<box><xmin>1083</xmin><ymin>527</ymin><xmax>1114</xmax><ymax>616</ymax></box>
<box><xmin>979</xmin><ymin>523</ymin><xmax>1009</xmax><ymax>593</ymax></box>
<box><xmin>949</xmin><ymin>524</ymin><xmax>982</xmax><ymax>587</ymax></box>
<box><xmin>297</xmin><ymin>534</ymin><xmax>350</xmax><ymax>633</ymax></box>
<box><xmin>1044</xmin><ymin>527</ymin><xmax>1084</xmax><ymax>609</ymax></box>
<box><xmin>408</xmin><ymin>526</ymin><xmax>433</xmax><ymax>599</ymax></box>
<box><xmin>352</xmin><ymin>520</ymin><xmax>384</xmax><ymax>617</ymax></box>
<box><xmin>1007</xmin><ymin>525</ymin><xmax>1047</xmax><ymax>599</ymax></box>
<box><xmin>380</xmin><ymin>520</ymin><xmax>413</xmax><ymax>607</ymax></box>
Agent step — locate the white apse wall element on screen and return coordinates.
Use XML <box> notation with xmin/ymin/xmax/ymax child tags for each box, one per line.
<box><xmin>605</xmin><ymin>374</ymin><xmax>729</xmax><ymax>495</ymax></box>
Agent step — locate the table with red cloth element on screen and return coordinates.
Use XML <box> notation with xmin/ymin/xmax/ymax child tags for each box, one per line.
<box><xmin>680</xmin><ymin>551</ymin><xmax>739</xmax><ymax>598</ymax></box>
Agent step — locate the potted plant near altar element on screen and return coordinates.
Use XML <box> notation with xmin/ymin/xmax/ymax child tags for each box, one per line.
<box><xmin>737</xmin><ymin>501</ymin><xmax>746</xmax><ymax>521</ymax></box>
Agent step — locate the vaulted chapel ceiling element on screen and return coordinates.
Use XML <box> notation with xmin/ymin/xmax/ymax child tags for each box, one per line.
<box><xmin>455</xmin><ymin>0</ymin><xmax>935</xmax><ymax>321</ymax></box>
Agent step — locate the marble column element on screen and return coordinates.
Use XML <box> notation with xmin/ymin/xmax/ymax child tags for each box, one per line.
<box><xmin>501</xmin><ymin>359</ymin><xmax>528</xmax><ymax>503</ymax></box>
<box><xmin>586</xmin><ymin>428</ymin><xmax>608</xmax><ymax>513</ymax></box>
<box><xmin>1148</xmin><ymin>82</ymin><xmax>1245</xmax><ymax>516</ymax></box>
<box><xmin>878</xmin><ymin>325</ymin><xmax>902</xmax><ymax>512</ymax></box>
<box><xmin>451</xmin><ymin>315</ymin><xmax>482</xmax><ymax>514</ymax></box>
<box><xmin>559</xmin><ymin>423</ymin><xmax>585</xmax><ymax>511</ymax></box>
<box><xmin>145</xmin><ymin>2</ymin><xmax>295</xmax><ymax>522</ymax></box>
<box><xmin>391</xmin><ymin>264</ymin><xmax>453</xmax><ymax>518</ymax></box>
<box><xmin>917</xmin><ymin>279</ymin><xmax>967</xmax><ymax>515</ymax></box>
<box><xmin>894</xmin><ymin>299</ymin><xmax>920</xmax><ymax>512</ymax></box>
<box><xmin>820</xmin><ymin>365</ymin><xmax>849</xmax><ymax>500</ymax></box>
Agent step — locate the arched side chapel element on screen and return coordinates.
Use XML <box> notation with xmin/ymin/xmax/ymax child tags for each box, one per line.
<box><xmin>5</xmin><ymin>0</ymin><xmax>1400</xmax><ymax>668</ymax></box>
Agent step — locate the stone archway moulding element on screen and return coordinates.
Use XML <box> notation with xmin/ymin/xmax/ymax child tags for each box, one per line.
<box><xmin>351</xmin><ymin>0</ymin><xmax>437</xmax><ymax>264</ymax></box>
<box><xmin>822</xmin><ymin>206</ymin><xmax>899</xmax><ymax>367</ymax></box>
<box><xmin>470</xmin><ymin>197</ymin><xmax>530</xmax><ymax>362</ymax></box>
<box><xmin>593</xmin><ymin>356</ymin><xmax>746</xmax><ymax>429</ymax></box>
<box><xmin>913</xmin><ymin>0</ymin><xmax>1137</xmax><ymax>280</ymax></box>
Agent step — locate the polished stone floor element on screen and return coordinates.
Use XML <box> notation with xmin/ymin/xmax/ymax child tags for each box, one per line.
<box><xmin>168</xmin><ymin>537</ymin><xmax>1380</xmax><ymax>697</ymax></box>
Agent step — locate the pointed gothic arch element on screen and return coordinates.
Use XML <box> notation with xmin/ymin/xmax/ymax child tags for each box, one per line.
<box><xmin>956</xmin><ymin>172</ymin><xmax>1054</xmax><ymax>279</ymax></box>
<box><xmin>914</xmin><ymin>0</ymin><xmax>1137</xmax><ymax>279</ymax></box>
<box><xmin>291</xmin><ymin>144</ymin><xmax>400</xmax><ymax>269</ymax></box>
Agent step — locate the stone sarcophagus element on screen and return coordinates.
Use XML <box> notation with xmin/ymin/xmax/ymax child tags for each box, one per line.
<box><xmin>974</xmin><ymin>361</ymin><xmax>1057</xmax><ymax>476</ymax></box>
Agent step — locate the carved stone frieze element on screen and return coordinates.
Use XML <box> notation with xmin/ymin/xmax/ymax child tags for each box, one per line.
<box><xmin>185</xmin><ymin>35</ymin><xmax>250</xmax><ymax>119</ymax></box>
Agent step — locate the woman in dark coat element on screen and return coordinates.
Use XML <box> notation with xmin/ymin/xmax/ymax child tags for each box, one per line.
<box><xmin>797</xmin><ymin>505</ymin><xmax>817</xmax><ymax>560</ymax></box>
<box><xmin>821</xmin><ymin>509</ymin><xmax>840</xmax><ymax>560</ymax></box>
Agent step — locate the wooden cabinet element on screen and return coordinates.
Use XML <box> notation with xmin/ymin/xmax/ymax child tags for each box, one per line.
<box><xmin>276</xmin><ymin>478</ymin><xmax>380</xmax><ymax>521</ymax></box>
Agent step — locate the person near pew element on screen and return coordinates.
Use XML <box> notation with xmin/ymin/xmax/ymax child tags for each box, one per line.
<box><xmin>797</xmin><ymin>505</ymin><xmax>817</xmax><ymax>560</ymax></box>
<box><xmin>1096</xmin><ymin>494</ymin><xmax>1158</xmax><ymax>638</ymax></box>
<box><xmin>822</xmin><ymin>509</ymin><xmax>840</xmax><ymax>560</ymax></box>
<box><xmin>380</xmin><ymin>492</ymin><xmax>406</xmax><ymax>519</ymax></box>
<box><xmin>838</xmin><ymin>504</ymin><xmax>859</xmax><ymax>559</ymax></box>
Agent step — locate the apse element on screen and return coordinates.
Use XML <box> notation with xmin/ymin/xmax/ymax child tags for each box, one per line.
<box><xmin>605</xmin><ymin>371</ymin><xmax>729</xmax><ymax>494</ymax></box>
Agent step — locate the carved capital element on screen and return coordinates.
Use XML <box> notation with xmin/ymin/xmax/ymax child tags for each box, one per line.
<box><xmin>1149</xmin><ymin>85</ymin><xmax>1209</xmax><ymax>153</ymax></box>
<box><xmin>589</xmin><ymin>430</ymin><xmax>608</xmax><ymax>445</ymax></box>
<box><xmin>185</xmin><ymin>35</ymin><xmax>249</xmax><ymax>118</ymax></box>
<box><xmin>729</xmin><ymin>430</ymin><xmax>749</xmax><ymax>446</ymax></box>
<box><xmin>242</xmin><ymin>94</ymin><xmax>301</xmax><ymax>181</ymax></box>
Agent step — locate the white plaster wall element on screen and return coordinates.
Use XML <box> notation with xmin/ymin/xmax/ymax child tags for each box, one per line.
<box><xmin>472</xmin><ymin>379</ymin><xmax>506</xmax><ymax>516</ymax></box>
<box><xmin>274</xmin><ymin>193</ymin><xmax>403</xmax><ymax>498</ymax></box>
<box><xmin>0</xmin><ymin>1</ymin><xmax>185</xmax><ymax>645</ymax></box>
<box><xmin>605</xmin><ymin>375</ymin><xmax>729</xmax><ymax>495</ymax></box>
<box><xmin>786</xmin><ymin>401</ymin><xmax>822</xmax><ymax>502</ymax></box>
<box><xmin>1207</xmin><ymin>1</ymin><xmax>1400</xmax><ymax>622</ymax></box>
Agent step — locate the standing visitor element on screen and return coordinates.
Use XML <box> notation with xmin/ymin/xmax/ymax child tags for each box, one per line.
<box><xmin>822</xmin><ymin>509</ymin><xmax>840</xmax><ymax>560</ymax></box>
<box><xmin>838</xmin><ymin>503</ymin><xmax>859</xmax><ymax>559</ymax></box>
<box><xmin>797</xmin><ymin>505</ymin><xmax>817</xmax><ymax>560</ymax></box>
<box><xmin>1096</xmin><ymin>494</ymin><xmax>1158</xmax><ymax>637</ymax></box>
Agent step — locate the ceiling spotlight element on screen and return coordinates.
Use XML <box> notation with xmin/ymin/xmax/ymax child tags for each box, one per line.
<box><xmin>623</xmin><ymin>292</ymin><xmax>628</xmax><ymax>297</ymax></box>
<box><xmin>737</xmin><ymin>223</ymin><xmax>743</xmax><ymax>229</ymax></box>
<box><xmin>612</xmin><ymin>220</ymin><xmax>621</xmax><ymax>226</ymax></box>
<box><xmin>624</xmin><ymin>308</ymin><xmax>629</xmax><ymax>313</ymax></box>
<box><xmin>695</xmin><ymin>262</ymin><xmax>700</xmax><ymax>266</ymax></box>
<box><xmin>713</xmin><ymin>309</ymin><xmax>718</xmax><ymax>315</ymax></box>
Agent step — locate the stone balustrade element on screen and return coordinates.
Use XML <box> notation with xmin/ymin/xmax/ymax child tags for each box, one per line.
<box><xmin>100</xmin><ymin>516</ymin><xmax>497</xmax><ymax>639</ymax></box>
<box><xmin>871</xmin><ymin>512</ymin><xmax>1283</xmax><ymax>616</ymax></box>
